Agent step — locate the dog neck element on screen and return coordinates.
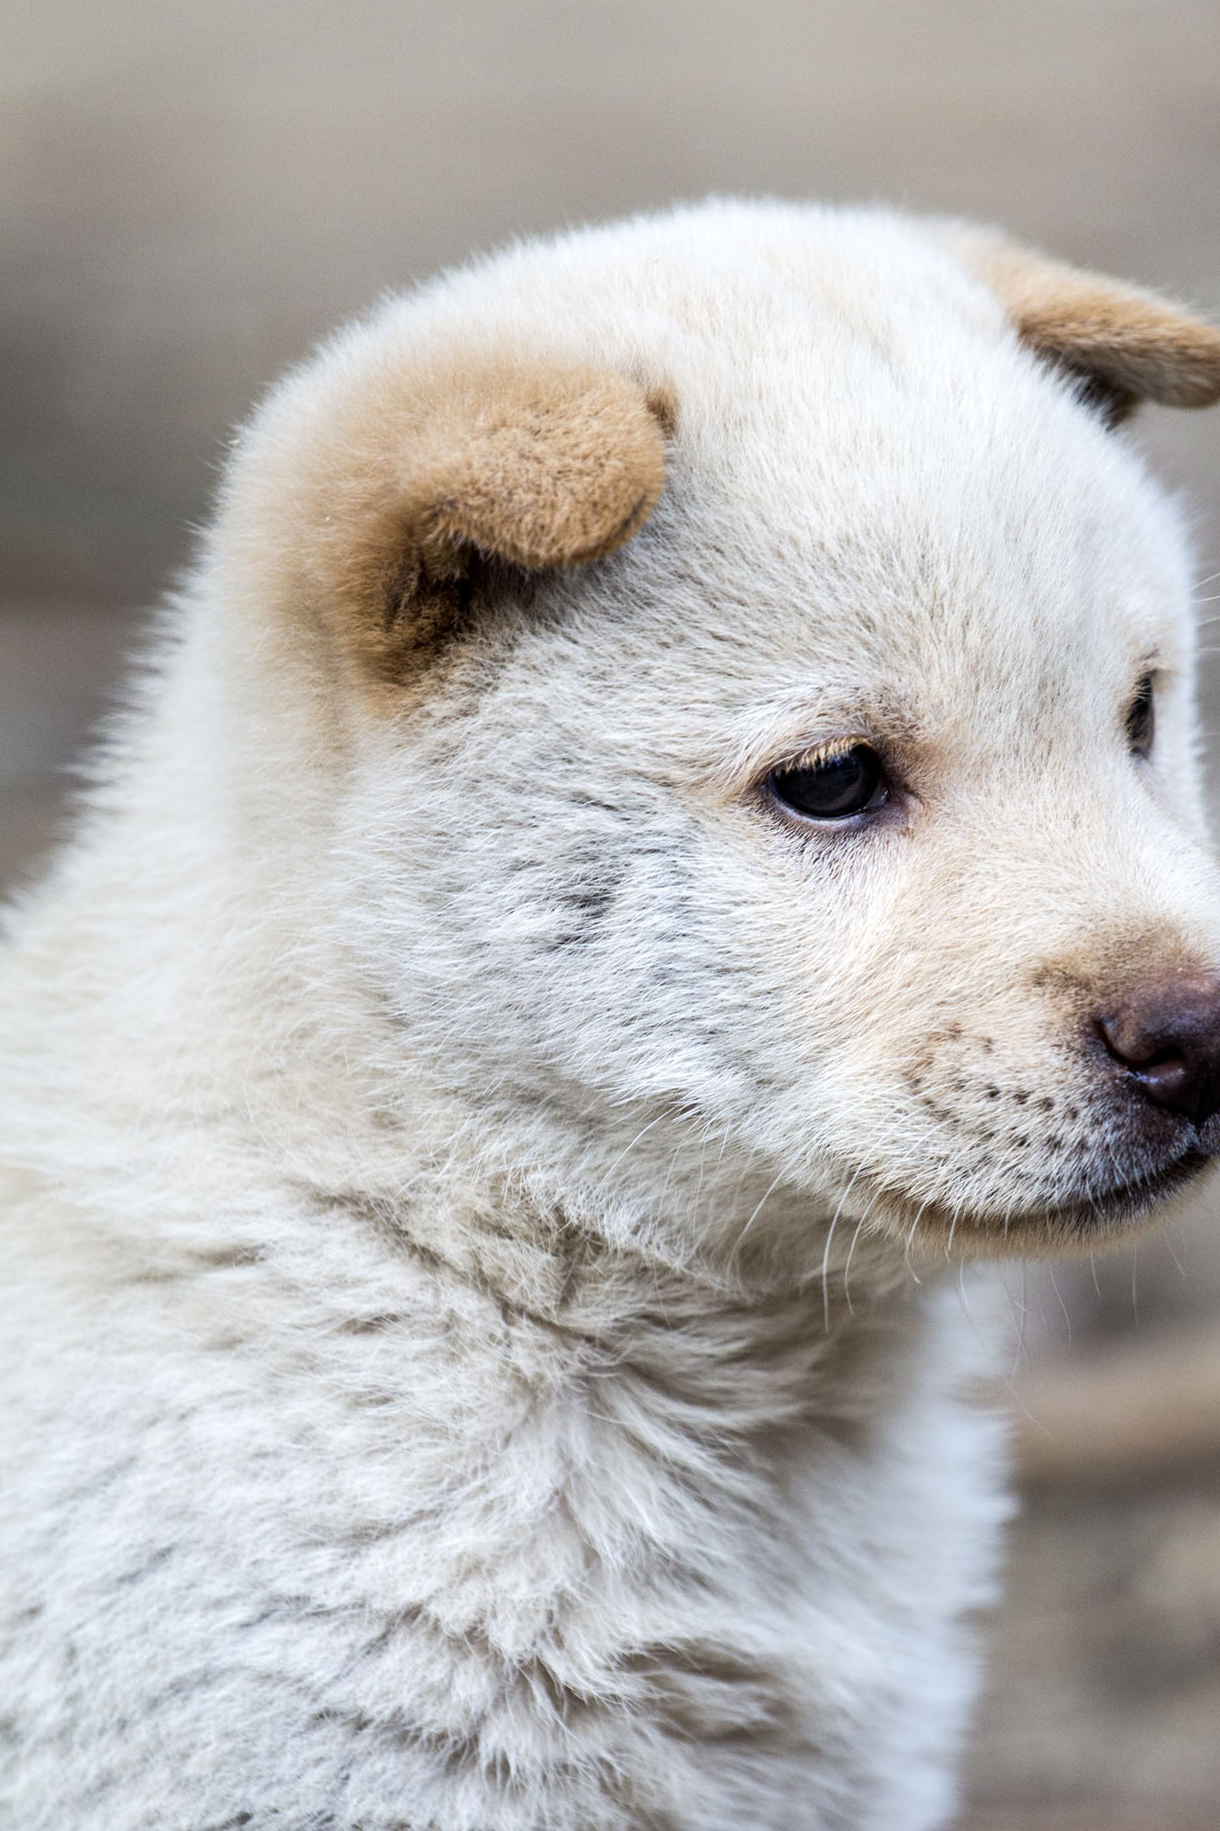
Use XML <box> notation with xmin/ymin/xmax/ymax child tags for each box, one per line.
<box><xmin>294</xmin><ymin>1157</ymin><xmax>933</xmax><ymax>1457</ymax></box>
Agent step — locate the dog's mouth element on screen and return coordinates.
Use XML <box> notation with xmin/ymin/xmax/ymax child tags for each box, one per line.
<box><xmin>861</xmin><ymin>1125</ymin><xmax>1219</xmax><ymax>1258</ymax></box>
<box><xmin>1039</xmin><ymin>1142</ymin><xmax>1214</xmax><ymax>1235</ymax></box>
<box><xmin>1052</xmin><ymin>1103</ymin><xmax>1220</xmax><ymax>1232</ymax></box>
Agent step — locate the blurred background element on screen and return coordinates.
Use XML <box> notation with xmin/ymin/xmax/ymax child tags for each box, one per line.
<box><xmin>4</xmin><ymin>2</ymin><xmax>1220</xmax><ymax>1824</ymax></box>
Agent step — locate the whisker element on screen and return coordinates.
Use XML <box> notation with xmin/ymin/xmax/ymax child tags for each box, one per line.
<box><xmin>903</xmin><ymin>1200</ymin><xmax>931</xmax><ymax>1284</ymax></box>
<box><xmin>945</xmin><ymin>1204</ymin><xmax>961</xmax><ymax>1259</ymax></box>
<box><xmin>1163</xmin><ymin>1225</ymin><xmax>1187</xmax><ymax>1281</ymax></box>
<box><xmin>1046</xmin><ymin>1265</ymin><xmax>1073</xmax><ymax>1345</ymax></box>
<box><xmin>842</xmin><ymin>1201</ymin><xmax>876</xmax><ymax>1313</ymax></box>
<box><xmin>1008</xmin><ymin>1262</ymin><xmax>1031</xmax><ymax>1379</ymax></box>
<box><xmin>602</xmin><ymin>1114</ymin><xmax>665</xmax><ymax>1180</ymax></box>
<box><xmin>820</xmin><ymin>1168</ymin><xmax>865</xmax><ymax>1331</ymax></box>
<box><xmin>731</xmin><ymin>1166</ymin><xmax>787</xmax><ymax>1269</ymax></box>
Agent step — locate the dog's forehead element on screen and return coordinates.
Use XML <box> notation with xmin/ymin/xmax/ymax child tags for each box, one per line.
<box><xmin>381</xmin><ymin>206</ymin><xmax>1195</xmax><ymax>760</ymax></box>
<box><xmin>448</xmin><ymin>208</ymin><xmax>1186</xmax><ymax>700</ymax></box>
<box><xmin>617</xmin><ymin>279</ymin><xmax>1191</xmax><ymax>745</ymax></box>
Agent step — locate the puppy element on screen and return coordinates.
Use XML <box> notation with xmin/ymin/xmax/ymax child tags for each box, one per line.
<box><xmin>3</xmin><ymin>200</ymin><xmax>1220</xmax><ymax>1831</ymax></box>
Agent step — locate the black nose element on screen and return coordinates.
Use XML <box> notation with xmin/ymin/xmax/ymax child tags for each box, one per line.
<box><xmin>1098</xmin><ymin>981</ymin><xmax>1220</xmax><ymax>1127</ymax></box>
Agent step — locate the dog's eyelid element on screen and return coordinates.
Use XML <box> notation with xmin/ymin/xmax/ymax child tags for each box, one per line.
<box><xmin>779</xmin><ymin>733</ymin><xmax>874</xmax><ymax>775</ymax></box>
<box><xmin>743</xmin><ymin>728</ymin><xmax>894</xmax><ymax>800</ymax></box>
<box><xmin>1126</xmin><ymin>669</ymin><xmax>1157</xmax><ymax>757</ymax></box>
<box><xmin>713</xmin><ymin>688</ymin><xmax>923</xmax><ymax>792</ymax></box>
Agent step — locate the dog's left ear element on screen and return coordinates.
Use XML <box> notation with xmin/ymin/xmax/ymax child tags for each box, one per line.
<box><xmin>944</xmin><ymin>226</ymin><xmax>1220</xmax><ymax>424</ymax></box>
<box><xmin>225</xmin><ymin>355</ymin><xmax>674</xmax><ymax>692</ymax></box>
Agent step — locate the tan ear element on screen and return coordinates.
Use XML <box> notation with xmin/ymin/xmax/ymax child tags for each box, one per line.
<box><xmin>943</xmin><ymin>225</ymin><xmax>1220</xmax><ymax>424</ymax></box>
<box><xmin>261</xmin><ymin>357</ymin><xmax>673</xmax><ymax>687</ymax></box>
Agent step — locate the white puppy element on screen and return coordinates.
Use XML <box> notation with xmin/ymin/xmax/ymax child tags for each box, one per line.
<box><xmin>4</xmin><ymin>200</ymin><xmax>1220</xmax><ymax>1831</ymax></box>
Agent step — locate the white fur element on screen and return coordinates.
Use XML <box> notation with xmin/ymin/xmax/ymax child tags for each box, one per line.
<box><xmin>2</xmin><ymin>199</ymin><xmax>1218</xmax><ymax>1830</ymax></box>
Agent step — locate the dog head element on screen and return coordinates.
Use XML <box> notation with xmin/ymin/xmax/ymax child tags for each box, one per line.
<box><xmin>211</xmin><ymin>202</ymin><xmax>1220</xmax><ymax>1267</ymax></box>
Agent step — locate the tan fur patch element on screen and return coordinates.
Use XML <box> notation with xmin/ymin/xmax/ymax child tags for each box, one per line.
<box><xmin>944</xmin><ymin>225</ymin><xmax>1220</xmax><ymax>421</ymax></box>
<box><xmin>273</xmin><ymin>357</ymin><xmax>672</xmax><ymax>688</ymax></box>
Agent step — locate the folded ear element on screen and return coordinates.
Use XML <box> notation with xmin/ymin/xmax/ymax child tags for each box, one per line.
<box><xmin>237</xmin><ymin>355</ymin><xmax>673</xmax><ymax>688</ymax></box>
<box><xmin>943</xmin><ymin>225</ymin><xmax>1220</xmax><ymax>424</ymax></box>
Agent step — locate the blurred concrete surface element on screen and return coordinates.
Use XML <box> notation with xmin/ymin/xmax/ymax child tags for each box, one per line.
<box><xmin>4</xmin><ymin>3</ymin><xmax>1220</xmax><ymax>1826</ymax></box>
<box><xmin>0</xmin><ymin>605</ymin><xmax>145</xmax><ymax>893</ymax></box>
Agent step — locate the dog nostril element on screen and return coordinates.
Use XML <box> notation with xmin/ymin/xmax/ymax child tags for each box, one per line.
<box><xmin>1100</xmin><ymin>1027</ymin><xmax>1191</xmax><ymax>1102</ymax></box>
<box><xmin>1096</xmin><ymin>986</ymin><xmax>1220</xmax><ymax>1127</ymax></box>
<box><xmin>1098</xmin><ymin>1016</ymin><xmax>1182</xmax><ymax>1074</ymax></box>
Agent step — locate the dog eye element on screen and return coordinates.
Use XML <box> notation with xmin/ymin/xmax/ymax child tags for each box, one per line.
<box><xmin>1126</xmin><ymin>674</ymin><xmax>1155</xmax><ymax>758</ymax></box>
<box><xmin>768</xmin><ymin>745</ymin><xmax>888</xmax><ymax>820</ymax></box>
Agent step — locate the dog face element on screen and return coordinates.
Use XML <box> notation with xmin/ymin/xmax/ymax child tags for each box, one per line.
<box><xmin>215</xmin><ymin>203</ymin><xmax>1220</xmax><ymax>1265</ymax></box>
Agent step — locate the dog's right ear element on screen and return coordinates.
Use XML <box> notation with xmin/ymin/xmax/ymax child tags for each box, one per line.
<box><xmin>228</xmin><ymin>355</ymin><xmax>674</xmax><ymax>688</ymax></box>
<box><xmin>942</xmin><ymin>224</ymin><xmax>1220</xmax><ymax>425</ymax></box>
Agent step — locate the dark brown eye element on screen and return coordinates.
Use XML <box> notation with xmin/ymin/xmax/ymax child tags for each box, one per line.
<box><xmin>1126</xmin><ymin>674</ymin><xmax>1155</xmax><ymax>758</ymax></box>
<box><xmin>768</xmin><ymin>745</ymin><xmax>887</xmax><ymax>821</ymax></box>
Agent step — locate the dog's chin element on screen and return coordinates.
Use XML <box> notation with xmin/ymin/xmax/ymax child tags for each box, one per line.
<box><xmin>869</xmin><ymin>1121</ymin><xmax>1220</xmax><ymax>1261</ymax></box>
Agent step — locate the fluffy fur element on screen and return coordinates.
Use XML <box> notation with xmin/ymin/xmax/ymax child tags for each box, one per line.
<box><xmin>4</xmin><ymin>199</ymin><xmax>1220</xmax><ymax>1831</ymax></box>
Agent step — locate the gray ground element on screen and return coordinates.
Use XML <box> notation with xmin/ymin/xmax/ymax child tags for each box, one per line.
<box><xmin>5</xmin><ymin>3</ymin><xmax>1220</xmax><ymax>1824</ymax></box>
